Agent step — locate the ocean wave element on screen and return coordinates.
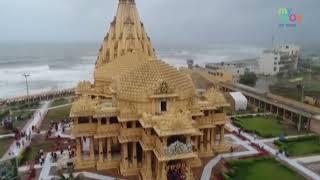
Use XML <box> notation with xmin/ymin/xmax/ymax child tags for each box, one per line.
<box><xmin>0</xmin><ymin>43</ymin><xmax>264</xmax><ymax>98</ymax></box>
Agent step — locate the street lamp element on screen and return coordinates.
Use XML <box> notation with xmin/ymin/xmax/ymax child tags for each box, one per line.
<box><xmin>22</xmin><ymin>73</ymin><xmax>30</xmax><ymax>107</ymax></box>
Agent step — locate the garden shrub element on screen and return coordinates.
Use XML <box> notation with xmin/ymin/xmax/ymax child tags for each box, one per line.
<box><xmin>17</xmin><ymin>147</ymin><xmax>31</xmax><ymax>166</ymax></box>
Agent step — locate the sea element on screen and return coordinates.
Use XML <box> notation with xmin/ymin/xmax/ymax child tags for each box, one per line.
<box><xmin>0</xmin><ymin>43</ymin><xmax>264</xmax><ymax>99</ymax></box>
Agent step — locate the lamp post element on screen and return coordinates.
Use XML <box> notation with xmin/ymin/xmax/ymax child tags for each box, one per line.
<box><xmin>22</xmin><ymin>73</ymin><xmax>30</xmax><ymax>107</ymax></box>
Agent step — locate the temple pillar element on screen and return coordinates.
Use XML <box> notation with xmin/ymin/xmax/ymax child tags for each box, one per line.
<box><xmin>283</xmin><ymin>109</ymin><xmax>286</xmax><ymax>120</ymax></box>
<box><xmin>220</xmin><ymin>126</ymin><xmax>224</xmax><ymax>144</ymax></box>
<box><xmin>161</xmin><ymin>162</ymin><xmax>166</xmax><ymax>180</ymax></box>
<box><xmin>206</xmin><ymin>129</ymin><xmax>211</xmax><ymax>151</ymax></box>
<box><xmin>90</xmin><ymin>137</ymin><xmax>95</xmax><ymax>160</ymax></box>
<box><xmin>200</xmin><ymin>130</ymin><xmax>204</xmax><ymax>152</ymax></box>
<box><xmin>211</xmin><ymin>128</ymin><xmax>215</xmax><ymax>148</ymax></box>
<box><xmin>76</xmin><ymin>138</ymin><xmax>82</xmax><ymax>161</ymax></box>
<box><xmin>107</xmin><ymin>138</ymin><xmax>112</xmax><ymax>161</ymax></box>
<box><xmin>194</xmin><ymin>137</ymin><xmax>198</xmax><ymax>151</ymax></box>
<box><xmin>145</xmin><ymin>152</ymin><xmax>152</xmax><ymax>179</ymax></box>
<box><xmin>122</xmin><ymin>143</ymin><xmax>128</xmax><ymax>168</ymax></box>
<box><xmin>133</xmin><ymin>142</ymin><xmax>137</xmax><ymax>167</ymax></box>
<box><xmin>276</xmin><ymin>107</ymin><xmax>279</xmax><ymax>116</ymax></box>
<box><xmin>98</xmin><ymin>138</ymin><xmax>103</xmax><ymax>162</ymax></box>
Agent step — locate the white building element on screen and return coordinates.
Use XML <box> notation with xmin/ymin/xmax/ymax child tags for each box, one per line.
<box><xmin>205</xmin><ymin>60</ymin><xmax>258</xmax><ymax>80</ymax></box>
<box><xmin>259</xmin><ymin>50</ymin><xmax>281</xmax><ymax>76</ymax></box>
<box><xmin>259</xmin><ymin>44</ymin><xmax>300</xmax><ymax>76</ymax></box>
<box><xmin>228</xmin><ymin>92</ymin><xmax>248</xmax><ymax>111</ymax></box>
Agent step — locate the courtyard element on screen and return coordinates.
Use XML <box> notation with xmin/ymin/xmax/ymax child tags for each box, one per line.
<box><xmin>233</xmin><ymin>115</ymin><xmax>301</xmax><ymax>138</ymax></box>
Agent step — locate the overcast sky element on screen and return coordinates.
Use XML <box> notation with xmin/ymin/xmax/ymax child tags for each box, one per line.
<box><xmin>0</xmin><ymin>0</ymin><xmax>319</xmax><ymax>46</ymax></box>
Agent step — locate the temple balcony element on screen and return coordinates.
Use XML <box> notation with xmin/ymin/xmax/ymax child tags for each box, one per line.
<box><xmin>94</xmin><ymin>107</ymin><xmax>118</xmax><ymax>118</ymax></box>
<box><xmin>139</xmin><ymin>131</ymin><xmax>155</xmax><ymax>151</ymax></box>
<box><xmin>118</xmin><ymin>112</ymin><xmax>140</xmax><ymax>122</ymax></box>
<box><xmin>96</xmin><ymin>160</ymin><xmax>120</xmax><ymax>171</ymax></box>
<box><xmin>153</xmin><ymin>138</ymin><xmax>197</xmax><ymax>162</ymax></box>
<box><xmin>72</xmin><ymin>123</ymin><xmax>97</xmax><ymax>137</ymax></box>
<box><xmin>120</xmin><ymin>163</ymin><xmax>141</xmax><ymax>176</ymax></box>
<box><xmin>196</xmin><ymin>113</ymin><xmax>227</xmax><ymax>128</ymax></box>
<box><xmin>94</xmin><ymin>124</ymin><xmax>121</xmax><ymax>138</ymax></box>
<box><xmin>74</xmin><ymin>159</ymin><xmax>96</xmax><ymax>170</ymax></box>
<box><xmin>118</xmin><ymin>128</ymin><xmax>142</xmax><ymax>143</ymax></box>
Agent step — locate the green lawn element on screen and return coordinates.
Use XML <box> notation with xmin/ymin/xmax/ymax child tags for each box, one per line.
<box><xmin>224</xmin><ymin>157</ymin><xmax>305</xmax><ymax>180</ymax></box>
<box><xmin>41</xmin><ymin>105</ymin><xmax>71</xmax><ymax>130</ymax></box>
<box><xmin>0</xmin><ymin>137</ymin><xmax>14</xmax><ymax>158</ymax></box>
<box><xmin>233</xmin><ymin>115</ymin><xmax>296</xmax><ymax>138</ymax></box>
<box><xmin>275</xmin><ymin>135</ymin><xmax>320</xmax><ymax>157</ymax></box>
<box><xmin>51</xmin><ymin>98</ymin><xmax>70</xmax><ymax>107</ymax></box>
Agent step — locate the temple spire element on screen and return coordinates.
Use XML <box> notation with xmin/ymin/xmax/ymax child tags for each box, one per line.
<box><xmin>95</xmin><ymin>0</ymin><xmax>155</xmax><ymax>67</ymax></box>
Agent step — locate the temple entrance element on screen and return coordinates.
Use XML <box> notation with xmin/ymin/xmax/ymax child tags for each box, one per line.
<box><xmin>166</xmin><ymin>160</ymin><xmax>187</xmax><ymax>180</ymax></box>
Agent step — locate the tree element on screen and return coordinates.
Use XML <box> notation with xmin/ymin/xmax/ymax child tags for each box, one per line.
<box><xmin>239</xmin><ymin>71</ymin><xmax>258</xmax><ymax>87</ymax></box>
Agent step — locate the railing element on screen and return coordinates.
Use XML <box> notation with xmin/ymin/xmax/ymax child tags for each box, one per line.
<box><xmin>119</xmin><ymin>112</ymin><xmax>139</xmax><ymax>121</ymax></box>
<box><xmin>96</xmin><ymin>124</ymin><xmax>120</xmax><ymax>135</ymax></box>
<box><xmin>72</xmin><ymin>123</ymin><xmax>97</xmax><ymax>135</ymax></box>
<box><xmin>196</xmin><ymin>113</ymin><xmax>226</xmax><ymax>127</ymax></box>
<box><xmin>120</xmin><ymin>128</ymin><xmax>142</xmax><ymax>138</ymax></box>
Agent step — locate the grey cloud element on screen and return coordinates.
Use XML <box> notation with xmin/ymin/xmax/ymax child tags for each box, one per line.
<box><xmin>0</xmin><ymin>0</ymin><xmax>319</xmax><ymax>46</ymax></box>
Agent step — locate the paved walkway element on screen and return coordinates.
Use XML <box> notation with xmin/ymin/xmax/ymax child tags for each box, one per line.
<box><xmin>201</xmin><ymin>134</ymin><xmax>259</xmax><ymax>180</ymax></box>
<box><xmin>259</xmin><ymin>134</ymin><xmax>313</xmax><ymax>143</ymax></box>
<box><xmin>0</xmin><ymin>101</ymin><xmax>50</xmax><ymax>161</ymax></box>
<box><xmin>294</xmin><ymin>155</ymin><xmax>320</xmax><ymax>164</ymax></box>
<box><xmin>0</xmin><ymin>133</ymin><xmax>15</xmax><ymax>139</ymax></box>
<box><xmin>47</xmin><ymin>103</ymin><xmax>72</xmax><ymax>110</ymax></box>
<box><xmin>226</xmin><ymin>123</ymin><xmax>320</xmax><ymax>180</ymax></box>
<box><xmin>38</xmin><ymin>150</ymin><xmax>114</xmax><ymax>180</ymax></box>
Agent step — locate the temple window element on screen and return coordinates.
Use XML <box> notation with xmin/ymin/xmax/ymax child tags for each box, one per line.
<box><xmin>101</xmin><ymin>118</ymin><xmax>107</xmax><ymax>124</ymax></box>
<box><xmin>110</xmin><ymin>116</ymin><xmax>118</xmax><ymax>124</ymax></box>
<box><xmin>204</xmin><ymin>110</ymin><xmax>209</xmax><ymax>117</ymax></box>
<box><xmin>78</xmin><ymin>117</ymin><xmax>89</xmax><ymax>124</ymax></box>
<box><xmin>160</xmin><ymin>100</ymin><xmax>167</xmax><ymax>112</ymax></box>
<box><xmin>127</xmin><ymin>122</ymin><xmax>132</xmax><ymax>128</ymax></box>
<box><xmin>92</xmin><ymin>118</ymin><xmax>98</xmax><ymax>123</ymax></box>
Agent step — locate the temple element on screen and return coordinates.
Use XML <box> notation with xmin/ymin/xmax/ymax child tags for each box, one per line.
<box><xmin>71</xmin><ymin>0</ymin><xmax>230</xmax><ymax>179</ymax></box>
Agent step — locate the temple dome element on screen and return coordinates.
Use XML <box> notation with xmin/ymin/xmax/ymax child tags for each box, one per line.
<box><xmin>94</xmin><ymin>52</ymin><xmax>195</xmax><ymax>102</ymax></box>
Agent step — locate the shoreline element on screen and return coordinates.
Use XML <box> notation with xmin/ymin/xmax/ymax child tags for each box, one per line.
<box><xmin>0</xmin><ymin>88</ymin><xmax>75</xmax><ymax>104</ymax></box>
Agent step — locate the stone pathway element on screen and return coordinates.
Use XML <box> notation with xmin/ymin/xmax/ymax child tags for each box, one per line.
<box><xmin>37</xmin><ymin>151</ymin><xmax>114</xmax><ymax>180</ymax></box>
<box><xmin>47</xmin><ymin>103</ymin><xmax>72</xmax><ymax>110</ymax></box>
<box><xmin>294</xmin><ymin>155</ymin><xmax>320</xmax><ymax>164</ymax></box>
<box><xmin>0</xmin><ymin>101</ymin><xmax>50</xmax><ymax>161</ymax></box>
<box><xmin>260</xmin><ymin>134</ymin><xmax>313</xmax><ymax>143</ymax></box>
<box><xmin>201</xmin><ymin>134</ymin><xmax>259</xmax><ymax>180</ymax></box>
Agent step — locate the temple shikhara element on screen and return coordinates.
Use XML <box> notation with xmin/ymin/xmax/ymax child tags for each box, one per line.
<box><xmin>71</xmin><ymin>0</ymin><xmax>230</xmax><ymax>179</ymax></box>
